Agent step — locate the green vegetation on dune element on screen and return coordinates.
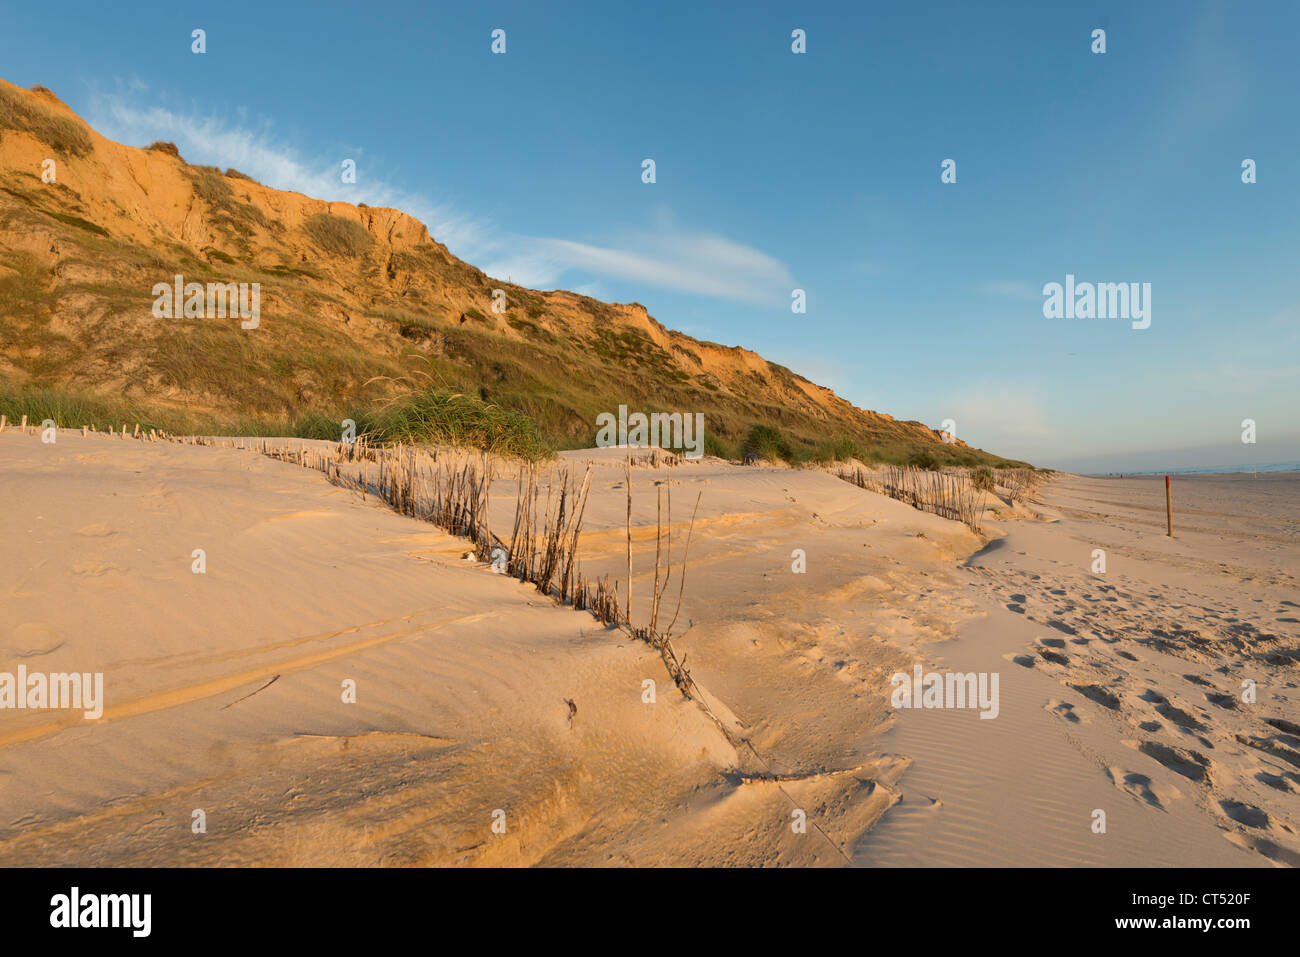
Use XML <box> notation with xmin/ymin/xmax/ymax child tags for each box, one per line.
<box><xmin>0</xmin><ymin>385</ymin><xmax>202</xmax><ymax>436</ymax></box>
<box><xmin>0</xmin><ymin>384</ymin><xmax>553</xmax><ymax>459</ymax></box>
<box><xmin>1</xmin><ymin>185</ymin><xmax>108</xmax><ymax>236</ymax></box>
<box><xmin>742</xmin><ymin>423</ymin><xmax>794</xmax><ymax>463</ymax></box>
<box><xmin>365</xmin><ymin>390</ymin><xmax>549</xmax><ymax>457</ymax></box>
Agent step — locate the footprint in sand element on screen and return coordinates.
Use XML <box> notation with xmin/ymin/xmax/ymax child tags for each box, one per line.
<box><xmin>1235</xmin><ymin>732</ymin><xmax>1300</xmax><ymax>768</ymax></box>
<box><xmin>1254</xmin><ymin>770</ymin><xmax>1299</xmax><ymax>793</ymax></box>
<box><xmin>1045</xmin><ymin>699</ymin><xmax>1085</xmax><ymax>724</ymax></box>
<box><xmin>1105</xmin><ymin>767</ymin><xmax>1181</xmax><ymax>810</ymax></box>
<box><xmin>1224</xmin><ymin>832</ymin><xmax>1300</xmax><ymax>868</ymax></box>
<box><xmin>75</xmin><ymin>523</ymin><xmax>116</xmax><ymax>537</ymax></box>
<box><xmin>1219</xmin><ymin>799</ymin><xmax>1270</xmax><ymax>828</ymax></box>
<box><xmin>1069</xmin><ymin>682</ymin><xmax>1121</xmax><ymax>710</ymax></box>
<box><xmin>5</xmin><ymin>623</ymin><xmax>65</xmax><ymax>658</ymax></box>
<box><xmin>1128</xmin><ymin>739</ymin><xmax>1214</xmax><ymax>784</ymax></box>
<box><xmin>1139</xmin><ymin>690</ymin><xmax>1209</xmax><ymax>732</ymax></box>
<box><xmin>1265</xmin><ymin>717</ymin><xmax>1300</xmax><ymax>739</ymax></box>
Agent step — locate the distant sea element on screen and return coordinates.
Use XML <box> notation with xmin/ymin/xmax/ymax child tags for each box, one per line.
<box><xmin>1092</xmin><ymin>462</ymin><xmax>1300</xmax><ymax>477</ymax></box>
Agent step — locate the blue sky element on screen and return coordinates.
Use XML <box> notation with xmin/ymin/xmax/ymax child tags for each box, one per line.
<box><xmin>3</xmin><ymin>0</ymin><xmax>1297</xmax><ymax>470</ymax></box>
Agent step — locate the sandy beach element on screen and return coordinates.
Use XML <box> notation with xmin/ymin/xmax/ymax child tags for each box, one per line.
<box><xmin>863</xmin><ymin>472</ymin><xmax>1299</xmax><ymax>867</ymax></box>
<box><xmin>1</xmin><ymin>429</ymin><xmax>1294</xmax><ymax>867</ymax></box>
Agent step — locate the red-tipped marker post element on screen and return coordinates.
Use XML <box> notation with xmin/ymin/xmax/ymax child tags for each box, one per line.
<box><xmin>1165</xmin><ymin>475</ymin><xmax>1173</xmax><ymax>537</ymax></box>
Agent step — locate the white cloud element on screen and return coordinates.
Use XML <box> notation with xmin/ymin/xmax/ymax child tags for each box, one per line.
<box><xmin>488</xmin><ymin>234</ymin><xmax>793</xmax><ymax>306</ymax></box>
<box><xmin>87</xmin><ymin>89</ymin><xmax>795</xmax><ymax>307</ymax></box>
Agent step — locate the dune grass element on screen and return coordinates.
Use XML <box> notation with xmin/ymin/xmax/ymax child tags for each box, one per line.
<box><xmin>742</xmin><ymin>423</ymin><xmax>794</xmax><ymax>463</ymax></box>
<box><xmin>0</xmin><ymin>85</ymin><xmax>92</xmax><ymax>157</ymax></box>
<box><xmin>0</xmin><ymin>384</ymin><xmax>552</xmax><ymax>459</ymax></box>
<box><xmin>302</xmin><ymin>213</ymin><xmax>372</xmax><ymax>259</ymax></box>
<box><xmin>365</xmin><ymin>390</ymin><xmax>550</xmax><ymax>458</ymax></box>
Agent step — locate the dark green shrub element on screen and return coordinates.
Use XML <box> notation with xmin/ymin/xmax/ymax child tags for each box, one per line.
<box><xmin>908</xmin><ymin>450</ymin><xmax>940</xmax><ymax>471</ymax></box>
<box><xmin>743</xmin><ymin>424</ymin><xmax>794</xmax><ymax>463</ymax></box>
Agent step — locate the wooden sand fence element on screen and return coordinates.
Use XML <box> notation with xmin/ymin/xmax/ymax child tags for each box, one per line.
<box><xmin>837</xmin><ymin>464</ymin><xmax>987</xmax><ymax>533</ymax></box>
<box><xmin>995</xmin><ymin>467</ymin><xmax>1042</xmax><ymax>503</ymax></box>
<box><xmin>163</xmin><ymin>435</ymin><xmax>707</xmax><ymax>701</ymax></box>
<box><xmin>11</xmin><ymin>421</ymin><xmax>701</xmax><ymax>689</ymax></box>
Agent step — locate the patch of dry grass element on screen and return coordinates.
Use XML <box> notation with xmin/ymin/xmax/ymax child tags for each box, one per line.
<box><xmin>0</xmin><ymin>85</ymin><xmax>92</xmax><ymax>156</ymax></box>
<box><xmin>302</xmin><ymin>213</ymin><xmax>372</xmax><ymax>259</ymax></box>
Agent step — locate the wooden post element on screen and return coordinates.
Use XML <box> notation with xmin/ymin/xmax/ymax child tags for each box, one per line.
<box><xmin>0</xmin><ymin>415</ymin><xmax>6</xmax><ymax>433</ymax></box>
<box><xmin>1165</xmin><ymin>475</ymin><xmax>1173</xmax><ymax>537</ymax></box>
<box><xmin>625</xmin><ymin>457</ymin><xmax>633</xmax><ymax>627</ymax></box>
<box><xmin>20</xmin><ymin>415</ymin><xmax>28</xmax><ymax>433</ymax></box>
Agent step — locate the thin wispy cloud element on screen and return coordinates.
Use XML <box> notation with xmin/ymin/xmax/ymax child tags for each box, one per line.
<box><xmin>87</xmin><ymin>90</ymin><xmax>491</xmax><ymax>257</ymax></box>
<box><xmin>87</xmin><ymin>89</ymin><xmax>794</xmax><ymax>307</ymax></box>
<box><xmin>485</xmin><ymin>234</ymin><xmax>793</xmax><ymax>306</ymax></box>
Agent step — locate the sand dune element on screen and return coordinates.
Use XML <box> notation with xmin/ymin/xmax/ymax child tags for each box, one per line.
<box><xmin>1</xmin><ymin>430</ymin><xmax>1295</xmax><ymax>866</ymax></box>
